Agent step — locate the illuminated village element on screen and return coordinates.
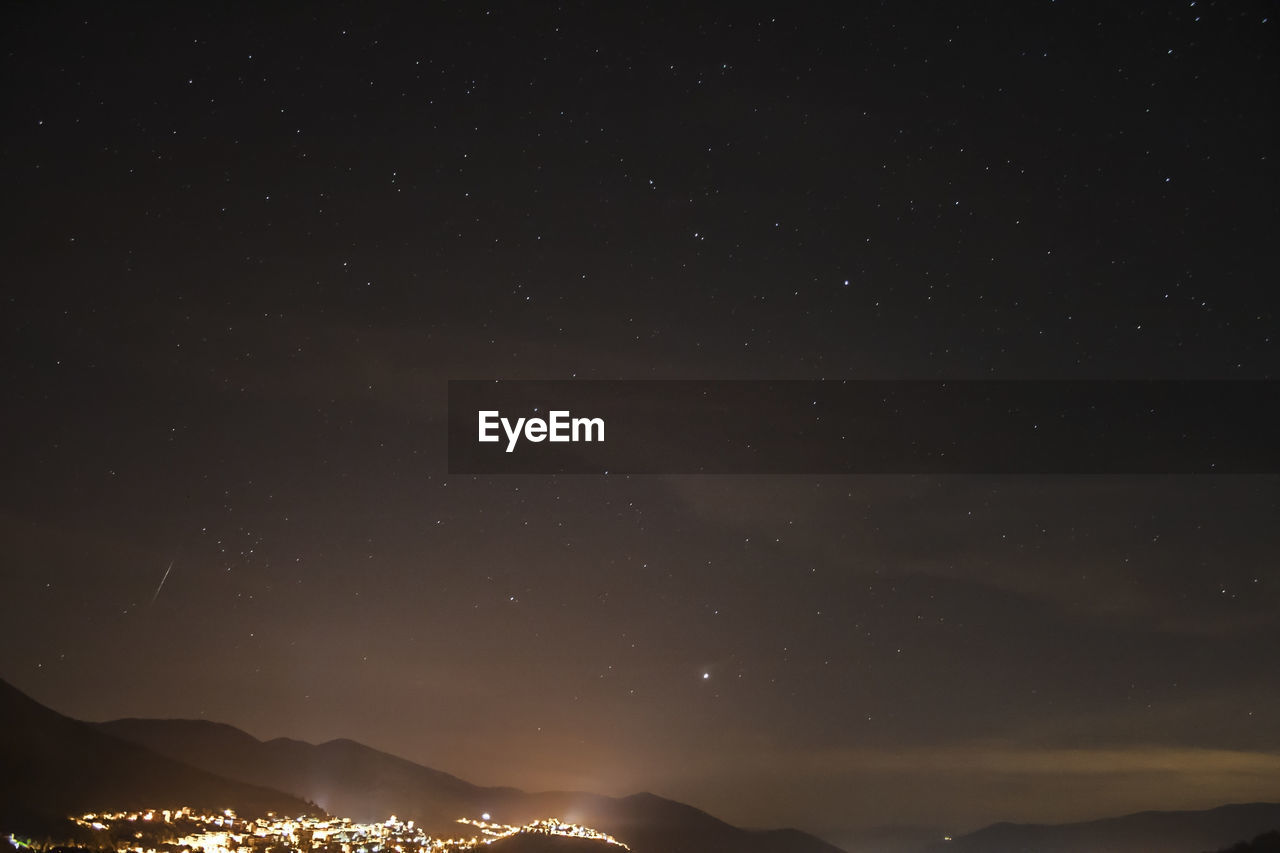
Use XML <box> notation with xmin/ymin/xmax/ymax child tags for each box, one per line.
<box><xmin>6</xmin><ymin>809</ymin><xmax>628</xmax><ymax>853</ymax></box>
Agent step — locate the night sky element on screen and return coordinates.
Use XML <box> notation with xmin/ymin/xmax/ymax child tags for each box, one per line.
<box><xmin>2</xmin><ymin>3</ymin><xmax>1278</xmax><ymax>849</ymax></box>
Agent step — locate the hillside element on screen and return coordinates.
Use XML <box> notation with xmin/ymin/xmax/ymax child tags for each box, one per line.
<box><xmin>0</xmin><ymin>679</ymin><xmax>316</xmax><ymax>835</ymax></box>
<box><xmin>1209</xmin><ymin>830</ymin><xmax>1280</xmax><ymax>852</ymax></box>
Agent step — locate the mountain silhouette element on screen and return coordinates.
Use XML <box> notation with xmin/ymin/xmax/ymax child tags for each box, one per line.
<box><xmin>1208</xmin><ymin>830</ymin><xmax>1280</xmax><ymax>853</ymax></box>
<box><xmin>931</xmin><ymin>802</ymin><xmax>1280</xmax><ymax>853</ymax></box>
<box><xmin>9</xmin><ymin>676</ymin><xmax>1278</xmax><ymax>853</ymax></box>
<box><xmin>96</xmin><ymin>718</ymin><xmax>847</xmax><ymax>853</ymax></box>
<box><xmin>97</xmin><ymin>718</ymin><xmax>498</xmax><ymax>830</ymax></box>
<box><xmin>0</xmin><ymin>678</ymin><xmax>315</xmax><ymax>835</ymax></box>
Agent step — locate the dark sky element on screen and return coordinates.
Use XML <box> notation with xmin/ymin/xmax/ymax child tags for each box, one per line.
<box><xmin>2</xmin><ymin>2</ymin><xmax>1277</xmax><ymax>849</ymax></box>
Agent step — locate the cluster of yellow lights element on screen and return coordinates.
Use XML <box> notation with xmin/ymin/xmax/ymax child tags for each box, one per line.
<box><xmin>456</xmin><ymin>817</ymin><xmax>628</xmax><ymax>849</ymax></box>
<box><xmin>66</xmin><ymin>809</ymin><xmax>628</xmax><ymax>853</ymax></box>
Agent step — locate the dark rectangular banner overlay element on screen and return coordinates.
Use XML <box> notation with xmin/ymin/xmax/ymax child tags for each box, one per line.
<box><xmin>447</xmin><ymin>381</ymin><xmax>1280</xmax><ymax>474</ymax></box>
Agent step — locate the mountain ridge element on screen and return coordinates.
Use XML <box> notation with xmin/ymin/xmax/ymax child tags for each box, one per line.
<box><xmin>6</xmin><ymin>677</ymin><xmax>1278</xmax><ymax>853</ymax></box>
<box><xmin>0</xmin><ymin>679</ymin><xmax>316</xmax><ymax>835</ymax></box>
<box><xmin>95</xmin><ymin>716</ymin><xmax>846</xmax><ymax>853</ymax></box>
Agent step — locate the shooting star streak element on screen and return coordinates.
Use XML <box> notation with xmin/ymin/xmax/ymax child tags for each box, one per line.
<box><xmin>151</xmin><ymin>561</ymin><xmax>173</xmax><ymax>604</ymax></box>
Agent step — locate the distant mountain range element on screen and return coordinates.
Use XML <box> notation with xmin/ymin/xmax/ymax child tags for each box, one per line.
<box><xmin>0</xmin><ymin>677</ymin><xmax>843</xmax><ymax>853</ymax></box>
<box><xmin>94</xmin><ymin>716</ymin><xmax>843</xmax><ymax>853</ymax></box>
<box><xmin>82</xmin><ymin>714</ymin><xmax>1280</xmax><ymax>853</ymax></box>
<box><xmin>929</xmin><ymin>802</ymin><xmax>1280</xmax><ymax>853</ymax></box>
<box><xmin>95</xmin><ymin>717</ymin><xmax>497</xmax><ymax>830</ymax></box>
<box><xmin>0</xmin><ymin>678</ymin><xmax>315</xmax><ymax>835</ymax></box>
<box><xmin>5</xmin><ymin>676</ymin><xmax>1278</xmax><ymax>853</ymax></box>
